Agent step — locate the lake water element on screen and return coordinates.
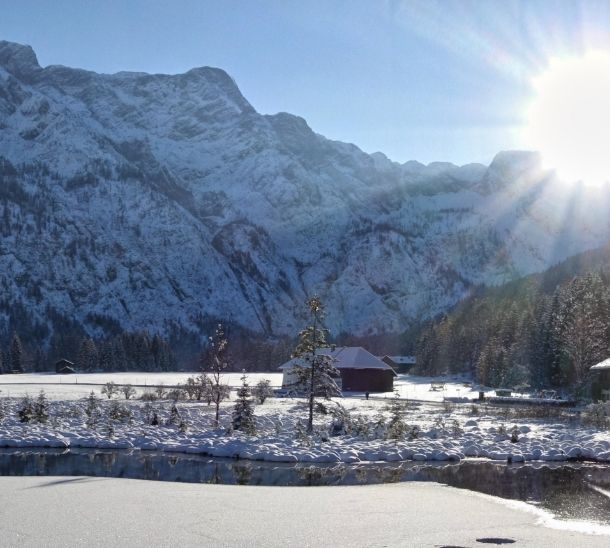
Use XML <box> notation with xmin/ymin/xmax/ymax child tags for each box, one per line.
<box><xmin>1</xmin><ymin>449</ymin><xmax>609</xmax><ymax>527</ymax></box>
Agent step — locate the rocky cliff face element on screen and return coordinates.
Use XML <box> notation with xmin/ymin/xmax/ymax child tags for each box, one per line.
<box><xmin>1</xmin><ymin>40</ymin><xmax>609</xmax><ymax>340</ymax></box>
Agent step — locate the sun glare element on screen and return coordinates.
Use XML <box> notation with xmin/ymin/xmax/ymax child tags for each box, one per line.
<box><xmin>523</xmin><ymin>51</ymin><xmax>610</xmax><ymax>186</ymax></box>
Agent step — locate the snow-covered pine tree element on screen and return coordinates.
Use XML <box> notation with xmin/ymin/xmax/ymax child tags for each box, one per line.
<box><xmin>85</xmin><ymin>390</ymin><xmax>101</xmax><ymax>429</ymax></box>
<box><xmin>232</xmin><ymin>373</ymin><xmax>256</xmax><ymax>434</ymax></box>
<box><xmin>385</xmin><ymin>391</ymin><xmax>407</xmax><ymax>440</ymax></box>
<box><xmin>292</xmin><ymin>296</ymin><xmax>341</xmax><ymax>432</ymax></box>
<box><xmin>34</xmin><ymin>389</ymin><xmax>49</xmax><ymax>423</ymax></box>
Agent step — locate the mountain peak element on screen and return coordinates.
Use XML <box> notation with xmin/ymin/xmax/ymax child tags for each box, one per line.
<box><xmin>0</xmin><ymin>40</ymin><xmax>41</xmax><ymax>80</ymax></box>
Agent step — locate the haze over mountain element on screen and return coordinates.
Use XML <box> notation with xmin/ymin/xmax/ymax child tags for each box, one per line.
<box><xmin>1</xmin><ymin>40</ymin><xmax>609</xmax><ymax>343</ymax></box>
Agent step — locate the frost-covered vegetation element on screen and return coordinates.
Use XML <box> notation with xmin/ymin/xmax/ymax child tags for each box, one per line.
<box><xmin>0</xmin><ymin>385</ymin><xmax>609</xmax><ymax>464</ymax></box>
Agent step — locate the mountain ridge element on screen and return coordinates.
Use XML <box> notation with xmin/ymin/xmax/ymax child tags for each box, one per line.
<box><xmin>1</xmin><ymin>40</ymin><xmax>609</xmax><ymax>345</ymax></box>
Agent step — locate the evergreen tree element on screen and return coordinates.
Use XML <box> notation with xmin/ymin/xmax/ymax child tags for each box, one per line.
<box><xmin>34</xmin><ymin>389</ymin><xmax>49</xmax><ymax>423</ymax></box>
<box><xmin>84</xmin><ymin>391</ymin><xmax>101</xmax><ymax>429</ymax></box>
<box><xmin>232</xmin><ymin>373</ymin><xmax>256</xmax><ymax>434</ymax></box>
<box><xmin>78</xmin><ymin>338</ymin><xmax>99</xmax><ymax>371</ymax></box>
<box><xmin>10</xmin><ymin>333</ymin><xmax>24</xmax><ymax>373</ymax></box>
<box><xmin>292</xmin><ymin>296</ymin><xmax>341</xmax><ymax>432</ymax></box>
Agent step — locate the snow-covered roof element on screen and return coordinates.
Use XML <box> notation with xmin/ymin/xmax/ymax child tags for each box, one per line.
<box><xmin>380</xmin><ymin>355</ymin><xmax>416</xmax><ymax>364</ymax></box>
<box><xmin>279</xmin><ymin>347</ymin><xmax>396</xmax><ymax>373</ymax></box>
<box><xmin>591</xmin><ymin>358</ymin><xmax>610</xmax><ymax>370</ymax></box>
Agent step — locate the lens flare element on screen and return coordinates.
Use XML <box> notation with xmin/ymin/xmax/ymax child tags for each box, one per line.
<box><xmin>523</xmin><ymin>51</ymin><xmax>610</xmax><ymax>186</ymax></box>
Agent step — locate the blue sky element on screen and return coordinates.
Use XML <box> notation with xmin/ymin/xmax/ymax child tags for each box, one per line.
<box><xmin>2</xmin><ymin>0</ymin><xmax>610</xmax><ymax>165</ymax></box>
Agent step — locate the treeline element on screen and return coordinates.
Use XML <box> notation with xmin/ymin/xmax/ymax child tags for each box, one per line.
<box><xmin>0</xmin><ymin>322</ymin><xmax>297</xmax><ymax>373</ymax></box>
<box><xmin>0</xmin><ymin>331</ymin><xmax>176</xmax><ymax>373</ymax></box>
<box><xmin>415</xmin><ymin>271</ymin><xmax>610</xmax><ymax>391</ymax></box>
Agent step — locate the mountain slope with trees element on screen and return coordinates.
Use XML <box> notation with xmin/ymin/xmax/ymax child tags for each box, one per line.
<box><xmin>2</xmin><ymin>40</ymin><xmax>610</xmax><ymax>367</ymax></box>
<box><xmin>415</xmin><ymin>243</ymin><xmax>610</xmax><ymax>390</ymax></box>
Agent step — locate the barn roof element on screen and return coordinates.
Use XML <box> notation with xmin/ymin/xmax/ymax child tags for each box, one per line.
<box><xmin>591</xmin><ymin>358</ymin><xmax>610</xmax><ymax>370</ymax></box>
<box><xmin>279</xmin><ymin>346</ymin><xmax>396</xmax><ymax>374</ymax></box>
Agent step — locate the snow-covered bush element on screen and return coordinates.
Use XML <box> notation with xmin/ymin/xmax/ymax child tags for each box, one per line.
<box><xmin>140</xmin><ymin>391</ymin><xmax>158</xmax><ymax>402</ymax></box>
<box><xmin>101</xmin><ymin>382</ymin><xmax>118</xmax><ymax>399</ymax></box>
<box><xmin>451</xmin><ymin>419</ymin><xmax>463</xmax><ymax>437</ymax></box>
<box><xmin>252</xmin><ymin>379</ymin><xmax>273</xmax><ymax>404</ymax></box>
<box><xmin>385</xmin><ymin>393</ymin><xmax>408</xmax><ymax>440</ymax></box>
<box><xmin>167</xmin><ymin>403</ymin><xmax>183</xmax><ymax>427</ymax></box>
<box><xmin>329</xmin><ymin>403</ymin><xmax>352</xmax><ymax>436</ymax></box>
<box><xmin>154</xmin><ymin>385</ymin><xmax>167</xmax><ymax>400</ymax></box>
<box><xmin>17</xmin><ymin>395</ymin><xmax>35</xmax><ymax>423</ymax></box>
<box><xmin>121</xmin><ymin>384</ymin><xmax>136</xmax><ymax>400</ymax></box>
<box><xmin>166</xmin><ymin>387</ymin><xmax>188</xmax><ymax>401</ymax></box>
<box><xmin>16</xmin><ymin>391</ymin><xmax>49</xmax><ymax>424</ymax></box>
<box><xmin>108</xmin><ymin>400</ymin><xmax>132</xmax><ymax>422</ymax></box>
<box><xmin>582</xmin><ymin>402</ymin><xmax>609</xmax><ymax>429</ymax></box>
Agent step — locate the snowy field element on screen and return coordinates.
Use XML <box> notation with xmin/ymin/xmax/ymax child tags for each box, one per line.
<box><xmin>0</xmin><ymin>371</ymin><xmax>609</xmax><ymax>465</ymax></box>
<box><xmin>0</xmin><ymin>372</ymin><xmax>283</xmax><ymax>399</ymax></box>
<box><xmin>0</xmin><ymin>371</ymin><xmax>491</xmax><ymax>401</ymax></box>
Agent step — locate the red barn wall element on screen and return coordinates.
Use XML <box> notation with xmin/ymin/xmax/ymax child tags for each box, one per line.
<box><xmin>340</xmin><ymin>368</ymin><xmax>394</xmax><ymax>392</ymax></box>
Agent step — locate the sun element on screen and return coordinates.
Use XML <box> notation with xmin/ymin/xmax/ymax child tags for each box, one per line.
<box><xmin>523</xmin><ymin>51</ymin><xmax>610</xmax><ymax>186</ymax></box>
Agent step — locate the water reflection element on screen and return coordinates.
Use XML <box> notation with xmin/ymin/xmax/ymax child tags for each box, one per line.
<box><xmin>0</xmin><ymin>449</ymin><xmax>608</xmax><ymax>525</ymax></box>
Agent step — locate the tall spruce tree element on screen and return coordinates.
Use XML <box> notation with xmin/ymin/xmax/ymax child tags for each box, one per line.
<box><xmin>10</xmin><ymin>333</ymin><xmax>24</xmax><ymax>373</ymax></box>
<box><xmin>292</xmin><ymin>296</ymin><xmax>341</xmax><ymax>432</ymax></box>
<box><xmin>232</xmin><ymin>373</ymin><xmax>256</xmax><ymax>434</ymax></box>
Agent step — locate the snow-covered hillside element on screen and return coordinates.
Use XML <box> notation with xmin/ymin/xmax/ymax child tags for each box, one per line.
<box><xmin>1</xmin><ymin>40</ymin><xmax>609</xmax><ymax>340</ymax></box>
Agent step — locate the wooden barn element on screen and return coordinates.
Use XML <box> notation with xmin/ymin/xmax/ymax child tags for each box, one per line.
<box><xmin>379</xmin><ymin>355</ymin><xmax>416</xmax><ymax>374</ymax></box>
<box><xmin>55</xmin><ymin>359</ymin><xmax>76</xmax><ymax>374</ymax></box>
<box><xmin>279</xmin><ymin>346</ymin><xmax>396</xmax><ymax>393</ymax></box>
<box><xmin>591</xmin><ymin>358</ymin><xmax>610</xmax><ymax>401</ymax></box>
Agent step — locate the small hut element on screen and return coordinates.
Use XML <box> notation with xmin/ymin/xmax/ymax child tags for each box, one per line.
<box><xmin>279</xmin><ymin>346</ymin><xmax>396</xmax><ymax>393</ymax></box>
<box><xmin>55</xmin><ymin>359</ymin><xmax>76</xmax><ymax>374</ymax></box>
<box><xmin>591</xmin><ymin>359</ymin><xmax>610</xmax><ymax>401</ymax></box>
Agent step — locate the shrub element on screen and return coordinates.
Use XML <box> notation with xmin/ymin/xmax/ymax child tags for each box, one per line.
<box><xmin>17</xmin><ymin>395</ymin><xmax>35</xmax><ymax>423</ymax></box>
<box><xmin>108</xmin><ymin>400</ymin><xmax>132</xmax><ymax>422</ymax></box>
<box><xmin>121</xmin><ymin>384</ymin><xmax>136</xmax><ymax>400</ymax></box>
<box><xmin>582</xmin><ymin>402</ymin><xmax>609</xmax><ymax>429</ymax></box>
<box><xmin>140</xmin><ymin>391</ymin><xmax>158</xmax><ymax>402</ymax></box>
<box><xmin>385</xmin><ymin>392</ymin><xmax>408</xmax><ymax>440</ymax></box>
<box><xmin>252</xmin><ymin>379</ymin><xmax>274</xmax><ymax>404</ymax></box>
<box><xmin>101</xmin><ymin>382</ymin><xmax>119</xmax><ymax>399</ymax></box>
<box><xmin>167</xmin><ymin>387</ymin><xmax>187</xmax><ymax>401</ymax></box>
<box><xmin>154</xmin><ymin>385</ymin><xmax>167</xmax><ymax>400</ymax></box>
<box><xmin>167</xmin><ymin>403</ymin><xmax>182</xmax><ymax>426</ymax></box>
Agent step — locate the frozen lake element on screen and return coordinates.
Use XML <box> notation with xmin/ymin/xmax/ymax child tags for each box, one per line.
<box><xmin>1</xmin><ymin>448</ymin><xmax>609</xmax><ymax>532</ymax></box>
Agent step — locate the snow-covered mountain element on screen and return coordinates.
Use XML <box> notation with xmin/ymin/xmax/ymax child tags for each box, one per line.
<box><xmin>1</xmin><ymin>40</ymin><xmax>609</xmax><ymax>340</ymax></box>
